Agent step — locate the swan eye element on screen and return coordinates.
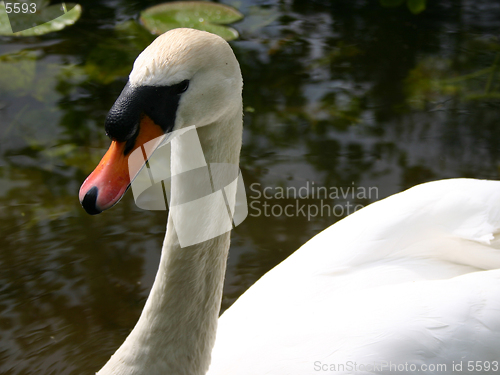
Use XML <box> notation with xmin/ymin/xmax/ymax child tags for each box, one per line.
<box><xmin>174</xmin><ymin>80</ymin><xmax>189</xmax><ymax>94</ymax></box>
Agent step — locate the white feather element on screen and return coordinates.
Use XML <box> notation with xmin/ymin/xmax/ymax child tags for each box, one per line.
<box><xmin>209</xmin><ymin>179</ymin><xmax>500</xmax><ymax>374</ymax></box>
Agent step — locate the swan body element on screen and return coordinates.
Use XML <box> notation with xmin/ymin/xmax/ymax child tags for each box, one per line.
<box><xmin>79</xmin><ymin>28</ymin><xmax>500</xmax><ymax>375</ymax></box>
<box><xmin>209</xmin><ymin>178</ymin><xmax>500</xmax><ymax>374</ymax></box>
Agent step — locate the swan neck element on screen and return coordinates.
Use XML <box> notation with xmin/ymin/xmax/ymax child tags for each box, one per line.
<box><xmin>98</xmin><ymin>110</ymin><xmax>242</xmax><ymax>375</ymax></box>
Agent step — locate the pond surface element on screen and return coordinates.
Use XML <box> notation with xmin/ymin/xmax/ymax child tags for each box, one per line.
<box><xmin>1</xmin><ymin>0</ymin><xmax>500</xmax><ymax>373</ymax></box>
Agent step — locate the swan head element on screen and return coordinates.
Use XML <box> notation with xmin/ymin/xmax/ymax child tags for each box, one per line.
<box><xmin>79</xmin><ymin>28</ymin><xmax>242</xmax><ymax>215</ymax></box>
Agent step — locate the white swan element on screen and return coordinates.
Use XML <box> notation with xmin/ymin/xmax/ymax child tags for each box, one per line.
<box><xmin>79</xmin><ymin>28</ymin><xmax>500</xmax><ymax>375</ymax></box>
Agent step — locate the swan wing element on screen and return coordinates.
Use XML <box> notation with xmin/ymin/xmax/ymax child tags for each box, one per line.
<box><xmin>208</xmin><ymin>179</ymin><xmax>500</xmax><ymax>374</ymax></box>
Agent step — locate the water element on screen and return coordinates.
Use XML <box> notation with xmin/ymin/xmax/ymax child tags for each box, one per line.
<box><xmin>1</xmin><ymin>0</ymin><xmax>500</xmax><ymax>373</ymax></box>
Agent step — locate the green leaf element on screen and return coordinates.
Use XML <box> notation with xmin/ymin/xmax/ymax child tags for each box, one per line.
<box><xmin>0</xmin><ymin>2</ymin><xmax>81</xmax><ymax>36</ymax></box>
<box><xmin>0</xmin><ymin>1</ymin><xmax>14</xmax><ymax>34</ymax></box>
<box><xmin>407</xmin><ymin>0</ymin><xmax>426</xmax><ymax>14</ymax></box>
<box><xmin>379</xmin><ymin>0</ymin><xmax>405</xmax><ymax>8</ymax></box>
<box><xmin>140</xmin><ymin>1</ymin><xmax>243</xmax><ymax>41</ymax></box>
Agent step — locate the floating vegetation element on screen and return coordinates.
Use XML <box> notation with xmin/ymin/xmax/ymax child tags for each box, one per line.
<box><xmin>0</xmin><ymin>1</ymin><xmax>81</xmax><ymax>36</ymax></box>
<box><xmin>140</xmin><ymin>1</ymin><xmax>243</xmax><ymax>41</ymax></box>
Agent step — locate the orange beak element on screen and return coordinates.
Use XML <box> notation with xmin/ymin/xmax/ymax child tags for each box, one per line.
<box><xmin>79</xmin><ymin>115</ymin><xmax>166</xmax><ymax>214</ymax></box>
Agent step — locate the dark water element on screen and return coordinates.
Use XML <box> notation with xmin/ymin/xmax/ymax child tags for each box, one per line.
<box><xmin>1</xmin><ymin>0</ymin><xmax>500</xmax><ymax>373</ymax></box>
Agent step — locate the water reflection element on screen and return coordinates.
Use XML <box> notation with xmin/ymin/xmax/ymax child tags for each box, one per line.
<box><xmin>1</xmin><ymin>0</ymin><xmax>500</xmax><ymax>373</ymax></box>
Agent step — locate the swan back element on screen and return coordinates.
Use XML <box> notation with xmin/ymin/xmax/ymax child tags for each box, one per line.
<box><xmin>209</xmin><ymin>179</ymin><xmax>500</xmax><ymax>374</ymax></box>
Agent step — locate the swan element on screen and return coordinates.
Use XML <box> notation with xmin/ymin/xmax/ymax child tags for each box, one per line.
<box><xmin>79</xmin><ymin>28</ymin><xmax>500</xmax><ymax>375</ymax></box>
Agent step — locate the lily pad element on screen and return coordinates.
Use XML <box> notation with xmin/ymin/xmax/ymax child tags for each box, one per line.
<box><xmin>0</xmin><ymin>2</ymin><xmax>81</xmax><ymax>36</ymax></box>
<box><xmin>407</xmin><ymin>0</ymin><xmax>426</xmax><ymax>14</ymax></box>
<box><xmin>140</xmin><ymin>1</ymin><xmax>243</xmax><ymax>41</ymax></box>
